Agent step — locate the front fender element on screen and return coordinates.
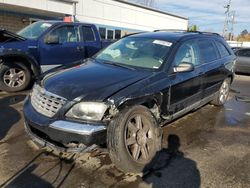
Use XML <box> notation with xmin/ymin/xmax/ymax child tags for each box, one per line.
<box><xmin>0</xmin><ymin>48</ymin><xmax>41</xmax><ymax>78</ymax></box>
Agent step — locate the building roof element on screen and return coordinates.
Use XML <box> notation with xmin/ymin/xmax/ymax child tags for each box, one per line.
<box><xmin>114</xmin><ymin>0</ymin><xmax>188</xmax><ymax>20</ymax></box>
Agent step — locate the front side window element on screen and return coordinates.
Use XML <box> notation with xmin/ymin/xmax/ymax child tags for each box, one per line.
<box><xmin>49</xmin><ymin>26</ymin><xmax>79</xmax><ymax>43</ymax></box>
<box><xmin>173</xmin><ymin>40</ymin><xmax>200</xmax><ymax>66</ymax></box>
<box><xmin>198</xmin><ymin>39</ymin><xmax>218</xmax><ymax>63</ymax></box>
<box><xmin>95</xmin><ymin>37</ymin><xmax>172</xmax><ymax>69</ymax></box>
<box><xmin>17</xmin><ymin>21</ymin><xmax>52</xmax><ymax>39</ymax></box>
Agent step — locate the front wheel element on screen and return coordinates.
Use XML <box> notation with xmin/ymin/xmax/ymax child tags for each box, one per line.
<box><xmin>107</xmin><ymin>105</ymin><xmax>162</xmax><ymax>173</ymax></box>
<box><xmin>211</xmin><ymin>78</ymin><xmax>230</xmax><ymax>106</ymax></box>
<box><xmin>0</xmin><ymin>62</ymin><xmax>32</xmax><ymax>92</ymax></box>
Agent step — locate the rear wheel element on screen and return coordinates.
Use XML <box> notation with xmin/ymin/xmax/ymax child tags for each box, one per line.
<box><xmin>107</xmin><ymin>105</ymin><xmax>162</xmax><ymax>173</ymax></box>
<box><xmin>0</xmin><ymin>62</ymin><xmax>31</xmax><ymax>92</ymax></box>
<box><xmin>211</xmin><ymin>78</ymin><xmax>230</xmax><ymax>106</ymax></box>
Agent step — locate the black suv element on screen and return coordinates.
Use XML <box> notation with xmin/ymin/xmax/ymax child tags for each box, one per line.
<box><xmin>23</xmin><ymin>31</ymin><xmax>235</xmax><ymax>173</ymax></box>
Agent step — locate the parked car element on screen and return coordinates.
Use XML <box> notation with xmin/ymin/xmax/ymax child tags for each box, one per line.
<box><xmin>23</xmin><ymin>31</ymin><xmax>235</xmax><ymax>173</ymax></box>
<box><xmin>0</xmin><ymin>21</ymin><xmax>113</xmax><ymax>92</ymax></box>
<box><xmin>231</xmin><ymin>46</ymin><xmax>242</xmax><ymax>52</ymax></box>
<box><xmin>234</xmin><ymin>48</ymin><xmax>250</xmax><ymax>74</ymax></box>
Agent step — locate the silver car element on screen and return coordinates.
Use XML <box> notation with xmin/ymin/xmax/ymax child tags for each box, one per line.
<box><xmin>235</xmin><ymin>48</ymin><xmax>250</xmax><ymax>74</ymax></box>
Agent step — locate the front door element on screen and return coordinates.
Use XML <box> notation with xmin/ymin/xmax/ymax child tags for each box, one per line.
<box><xmin>39</xmin><ymin>25</ymin><xmax>84</xmax><ymax>71</ymax></box>
<box><xmin>168</xmin><ymin>39</ymin><xmax>204</xmax><ymax>116</ymax></box>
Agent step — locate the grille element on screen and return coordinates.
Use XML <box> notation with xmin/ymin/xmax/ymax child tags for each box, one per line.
<box><xmin>31</xmin><ymin>84</ymin><xmax>67</xmax><ymax>117</ymax></box>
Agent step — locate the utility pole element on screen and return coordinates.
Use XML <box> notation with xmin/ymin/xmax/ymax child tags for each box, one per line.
<box><xmin>230</xmin><ymin>11</ymin><xmax>236</xmax><ymax>40</ymax></box>
<box><xmin>223</xmin><ymin>0</ymin><xmax>231</xmax><ymax>38</ymax></box>
<box><xmin>223</xmin><ymin>0</ymin><xmax>236</xmax><ymax>40</ymax></box>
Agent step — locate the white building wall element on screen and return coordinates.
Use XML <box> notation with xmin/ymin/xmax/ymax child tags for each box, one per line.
<box><xmin>76</xmin><ymin>0</ymin><xmax>188</xmax><ymax>31</ymax></box>
<box><xmin>0</xmin><ymin>0</ymin><xmax>188</xmax><ymax>31</ymax></box>
<box><xmin>0</xmin><ymin>0</ymin><xmax>73</xmax><ymax>15</ymax></box>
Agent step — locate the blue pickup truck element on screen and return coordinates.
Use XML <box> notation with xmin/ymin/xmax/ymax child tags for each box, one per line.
<box><xmin>0</xmin><ymin>21</ymin><xmax>113</xmax><ymax>92</ymax></box>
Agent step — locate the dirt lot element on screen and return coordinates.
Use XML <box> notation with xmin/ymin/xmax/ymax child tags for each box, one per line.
<box><xmin>0</xmin><ymin>75</ymin><xmax>249</xmax><ymax>188</ymax></box>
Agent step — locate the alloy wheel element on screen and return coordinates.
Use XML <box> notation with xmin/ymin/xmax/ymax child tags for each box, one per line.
<box><xmin>3</xmin><ymin>68</ymin><xmax>26</xmax><ymax>88</ymax></box>
<box><xmin>219</xmin><ymin>80</ymin><xmax>229</xmax><ymax>103</ymax></box>
<box><xmin>124</xmin><ymin>114</ymin><xmax>156</xmax><ymax>163</ymax></box>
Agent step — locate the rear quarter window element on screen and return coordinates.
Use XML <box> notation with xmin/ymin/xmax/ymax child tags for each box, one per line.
<box><xmin>198</xmin><ymin>39</ymin><xmax>219</xmax><ymax>63</ymax></box>
<box><xmin>215</xmin><ymin>41</ymin><xmax>230</xmax><ymax>57</ymax></box>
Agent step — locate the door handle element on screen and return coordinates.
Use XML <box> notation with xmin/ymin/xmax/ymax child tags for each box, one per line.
<box><xmin>77</xmin><ymin>46</ymin><xmax>84</xmax><ymax>51</ymax></box>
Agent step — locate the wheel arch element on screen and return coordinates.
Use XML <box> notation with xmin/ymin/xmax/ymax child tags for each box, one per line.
<box><xmin>0</xmin><ymin>52</ymin><xmax>41</xmax><ymax>78</ymax></box>
<box><xmin>115</xmin><ymin>93</ymin><xmax>163</xmax><ymax>121</ymax></box>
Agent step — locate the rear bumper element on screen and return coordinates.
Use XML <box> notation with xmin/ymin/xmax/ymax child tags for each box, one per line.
<box><xmin>23</xmin><ymin>97</ymin><xmax>107</xmax><ymax>152</ymax></box>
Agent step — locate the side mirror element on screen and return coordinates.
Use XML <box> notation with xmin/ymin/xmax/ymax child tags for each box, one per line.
<box><xmin>173</xmin><ymin>62</ymin><xmax>194</xmax><ymax>73</ymax></box>
<box><xmin>44</xmin><ymin>35</ymin><xmax>59</xmax><ymax>44</ymax></box>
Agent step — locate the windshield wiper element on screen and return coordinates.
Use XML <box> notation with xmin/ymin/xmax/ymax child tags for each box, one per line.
<box><xmin>95</xmin><ymin>59</ymin><xmax>135</xmax><ymax>70</ymax></box>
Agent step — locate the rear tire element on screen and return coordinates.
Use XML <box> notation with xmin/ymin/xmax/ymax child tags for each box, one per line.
<box><xmin>211</xmin><ymin>78</ymin><xmax>230</xmax><ymax>106</ymax></box>
<box><xmin>107</xmin><ymin>105</ymin><xmax>162</xmax><ymax>173</ymax></box>
<box><xmin>0</xmin><ymin>62</ymin><xmax>32</xmax><ymax>92</ymax></box>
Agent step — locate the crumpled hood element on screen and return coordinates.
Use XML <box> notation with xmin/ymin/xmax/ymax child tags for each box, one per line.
<box><xmin>0</xmin><ymin>29</ymin><xmax>26</xmax><ymax>43</ymax></box>
<box><xmin>42</xmin><ymin>59</ymin><xmax>151</xmax><ymax>101</ymax></box>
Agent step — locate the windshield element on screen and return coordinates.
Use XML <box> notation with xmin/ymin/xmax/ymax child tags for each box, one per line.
<box><xmin>17</xmin><ymin>21</ymin><xmax>53</xmax><ymax>39</ymax></box>
<box><xmin>95</xmin><ymin>37</ymin><xmax>172</xmax><ymax>69</ymax></box>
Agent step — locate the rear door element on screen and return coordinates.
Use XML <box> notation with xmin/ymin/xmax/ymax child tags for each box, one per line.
<box><xmin>39</xmin><ymin>24</ymin><xmax>84</xmax><ymax>70</ymax></box>
<box><xmin>198</xmin><ymin>39</ymin><xmax>226</xmax><ymax>99</ymax></box>
<box><xmin>79</xmin><ymin>25</ymin><xmax>102</xmax><ymax>58</ymax></box>
<box><xmin>168</xmin><ymin>39</ymin><xmax>204</xmax><ymax>116</ymax></box>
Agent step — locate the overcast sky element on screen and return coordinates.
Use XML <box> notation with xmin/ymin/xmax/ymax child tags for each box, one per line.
<box><xmin>130</xmin><ymin>0</ymin><xmax>250</xmax><ymax>35</ymax></box>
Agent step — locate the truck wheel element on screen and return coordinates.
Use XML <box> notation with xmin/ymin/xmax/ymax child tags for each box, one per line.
<box><xmin>0</xmin><ymin>62</ymin><xmax>31</xmax><ymax>92</ymax></box>
<box><xmin>107</xmin><ymin>105</ymin><xmax>162</xmax><ymax>173</ymax></box>
<box><xmin>211</xmin><ymin>78</ymin><xmax>230</xmax><ymax>106</ymax></box>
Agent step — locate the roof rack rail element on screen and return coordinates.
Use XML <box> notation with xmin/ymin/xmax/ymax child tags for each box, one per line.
<box><xmin>154</xmin><ymin>29</ymin><xmax>188</xmax><ymax>32</ymax></box>
<box><xmin>191</xmin><ymin>31</ymin><xmax>221</xmax><ymax>36</ymax></box>
<box><xmin>153</xmin><ymin>29</ymin><xmax>222</xmax><ymax>36</ymax></box>
<box><xmin>122</xmin><ymin>32</ymin><xmax>146</xmax><ymax>38</ymax></box>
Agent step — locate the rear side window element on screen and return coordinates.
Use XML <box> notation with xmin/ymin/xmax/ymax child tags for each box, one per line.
<box><xmin>215</xmin><ymin>41</ymin><xmax>230</xmax><ymax>57</ymax></box>
<box><xmin>198</xmin><ymin>40</ymin><xmax>218</xmax><ymax>63</ymax></box>
<box><xmin>237</xmin><ymin>49</ymin><xmax>250</xmax><ymax>57</ymax></box>
<box><xmin>82</xmin><ymin>26</ymin><xmax>95</xmax><ymax>41</ymax></box>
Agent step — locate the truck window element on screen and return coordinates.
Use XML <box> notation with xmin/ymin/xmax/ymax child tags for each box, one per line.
<box><xmin>49</xmin><ymin>26</ymin><xmax>79</xmax><ymax>43</ymax></box>
<box><xmin>115</xmin><ymin>30</ymin><xmax>121</xmax><ymax>39</ymax></box>
<box><xmin>99</xmin><ymin>27</ymin><xmax>106</xmax><ymax>39</ymax></box>
<box><xmin>82</xmin><ymin>26</ymin><xmax>95</xmax><ymax>41</ymax></box>
<box><xmin>107</xmin><ymin>30</ymin><xmax>114</xmax><ymax>40</ymax></box>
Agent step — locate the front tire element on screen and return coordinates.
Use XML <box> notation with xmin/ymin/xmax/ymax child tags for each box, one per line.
<box><xmin>107</xmin><ymin>105</ymin><xmax>162</xmax><ymax>173</ymax></box>
<box><xmin>211</xmin><ymin>78</ymin><xmax>230</xmax><ymax>106</ymax></box>
<box><xmin>0</xmin><ymin>62</ymin><xmax>31</xmax><ymax>92</ymax></box>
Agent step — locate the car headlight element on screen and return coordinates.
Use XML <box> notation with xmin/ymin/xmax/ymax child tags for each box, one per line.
<box><xmin>66</xmin><ymin>102</ymin><xmax>108</xmax><ymax>121</ymax></box>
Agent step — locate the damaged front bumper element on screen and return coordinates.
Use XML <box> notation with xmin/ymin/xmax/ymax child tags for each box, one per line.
<box><xmin>23</xmin><ymin>97</ymin><xmax>107</xmax><ymax>153</ymax></box>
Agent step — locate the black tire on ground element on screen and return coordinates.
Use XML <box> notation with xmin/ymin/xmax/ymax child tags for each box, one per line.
<box><xmin>210</xmin><ymin>78</ymin><xmax>231</xmax><ymax>106</ymax></box>
<box><xmin>0</xmin><ymin>62</ymin><xmax>32</xmax><ymax>92</ymax></box>
<box><xmin>107</xmin><ymin>105</ymin><xmax>162</xmax><ymax>173</ymax></box>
